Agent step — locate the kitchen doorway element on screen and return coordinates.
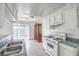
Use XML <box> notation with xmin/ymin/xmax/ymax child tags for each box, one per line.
<box><xmin>34</xmin><ymin>23</ymin><xmax>42</xmax><ymax>43</ymax></box>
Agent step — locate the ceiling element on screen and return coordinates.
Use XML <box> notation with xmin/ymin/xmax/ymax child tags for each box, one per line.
<box><xmin>15</xmin><ymin>3</ymin><xmax>79</xmax><ymax>23</ymax></box>
<box><xmin>16</xmin><ymin>3</ymin><xmax>66</xmax><ymax>17</ymax></box>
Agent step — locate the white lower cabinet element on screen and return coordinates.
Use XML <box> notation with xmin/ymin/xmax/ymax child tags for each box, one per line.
<box><xmin>59</xmin><ymin>42</ymin><xmax>79</xmax><ymax>56</ymax></box>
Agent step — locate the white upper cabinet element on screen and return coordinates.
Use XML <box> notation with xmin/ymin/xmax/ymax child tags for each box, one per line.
<box><xmin>49</xmin><ymin>6</ymin><xmax>79</xmax><ymax>29</ymax></box>
<box><xmin>49</xmin><ymin>16</ymin><xmax>55</xmax><ymax>25</ymax></box>
<box><xmin>4</xmin><ymin>3</ymin><xmax>17</xmax><ymax>21</ymax></box>
<box><xmin>4</xmin><ymin>4</ymin><xmax>14</xmax><ymax>21</ymax></box>
<box><xmin>6</xmin><ymin>3</ymin><xmax>14</xmax><ymax>14</ymax></box>
<box><xmin>63</xmin><ymin>7</ymin><xmax>77</xmax><ymax>29</ymax></box>
<box><xmin>49</xmin><ymin>12</ymin><xmax>63</xmax><ymax>26</ymax></box>
<box><xmin>13</xmin><ymin>4</ymin><xmax>17</xmax><ymax>20</ymax></box>
<box><xmin>0</xmin><ymin>4</ymin><xmax>4</xmax><ymax>18</ymax></box>
<box><xmin>55</xmin><ymin>12</ymin><xmax>63</xmax><ymax>25</ymax></box>
<box><xmin>0</xmin><ymin>4</ymin><xmax>4</xmax><ymax>27</ymax></box>
<box><xmin>0</xmin><ymin>4</ymin><xmax>2</xmax><ymax>17</ymax></box>
<box><xmin>76</xmin><ymin>7</ymin><xmax>79</xmax><ymax>28</ymax></box>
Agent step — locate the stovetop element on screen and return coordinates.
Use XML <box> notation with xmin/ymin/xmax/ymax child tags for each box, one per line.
<box><xmin>47</xmin><ymin>37</ymin><xmax>65</xmax><ymax>44</ymax></box>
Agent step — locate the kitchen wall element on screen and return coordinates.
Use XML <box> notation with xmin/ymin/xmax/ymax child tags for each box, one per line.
<box><xmin>0</xmin><ymin>17</ymin><xmax>13</xmax><ymax>35</ymax></box>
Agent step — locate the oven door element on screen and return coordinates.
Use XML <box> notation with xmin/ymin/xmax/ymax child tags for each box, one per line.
<box><xmin>47</xmin><ymin>40</ymin><xmax>58</xmax><ymax>56</ymax></box>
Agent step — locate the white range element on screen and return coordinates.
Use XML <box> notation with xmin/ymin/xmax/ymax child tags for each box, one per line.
<box><xmin>46</xmin><ymin>32</ymin><xmax>66</xmax><ymax>56</ymax></box>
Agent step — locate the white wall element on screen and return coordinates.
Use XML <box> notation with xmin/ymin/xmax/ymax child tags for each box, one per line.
<box><xmin>42</xmin><ymin>17</ymin><xmax>50</xmax><ymax>36</ymax></box>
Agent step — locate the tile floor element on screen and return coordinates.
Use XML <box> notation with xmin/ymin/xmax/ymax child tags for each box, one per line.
<box><xmin>25</xmin><ymin>40</ymin><xmax>48</xmax><ymax>56</ymax></box>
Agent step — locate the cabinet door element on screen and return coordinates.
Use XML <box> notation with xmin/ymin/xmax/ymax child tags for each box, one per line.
<box><xmin>13</xmin><ymin>4</ymin><xmax>17</xmax><ymax>20</ymax></box>
<box><xmin>50</xmin><ymin>13</ymin><xmax>63</xmax><ymax>26</ymax></box>
<box><xmin>0</xmin><ymin>4</ymin><xmax>4</xmax><ymax>18</ymax></box>
<box><xmin>55</xmin><ymin>13</ymin><xmax>63</xmax><ymax>25</ymax></box>
<box><xmin>63</xmin><ymin>7</ymin><xmax>77</xmax><ymax>29</ymax></box>
<box><xmin>59</xmin><ymin>46</ymin><xmax>75</xmax><ymax>56</ymax></box>
<box><xmin>6</xmin><ymin>3</ymin><xmax>17</xmax><ymax>20</ymax></box>
<box><xmin>5</xmin><ymin>4</ymin><xmax>12</xmax><ymax>21</ymax></box>
<box><xmin>50</xmin><ymin>16</ymin><xmax>55</xmax><ymax>25</ymax></box>
<box><xmin>0</xmin><ymin>4</ymin><xmax>4</xmax><ymax>27</ymax></box>
<box><xmin>6</xmin><ymin>3</ymin><xmax>14</xmax><ymax>14</ymax></box>
<box><xmin>59</xmin><ymin>43</ymin><xmax>78</xmax><ymax>56</ymax></box>
<box><xmin>0</xmin><ymin>4</ymin><xmax>2</xmax><ymax>17</ymax></box>
<box><xmin>4</xmin><ymin>4</ymin><xmax>16</xmax><ymax>21</ymax></box>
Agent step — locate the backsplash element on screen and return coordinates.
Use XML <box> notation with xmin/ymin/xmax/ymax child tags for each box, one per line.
<box><xmin>50</xmin><ymin>28</ymin><xmax>79</xmax><ymax>39</ymax></box>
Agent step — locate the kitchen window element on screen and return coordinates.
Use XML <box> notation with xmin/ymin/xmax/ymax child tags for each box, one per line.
<box><xmin>13</xmin><ymin>23</ymin><xmax>30</xmax><ymax>40</ymax></box>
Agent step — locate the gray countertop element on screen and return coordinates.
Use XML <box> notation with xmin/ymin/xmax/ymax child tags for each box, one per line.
<box><xmin>60</xmin><ymin>38</ymin><xmax>79</xmax><ymax>48</ymax></box>
<box><xmin>60</xmin><ymin>40</ymin><xmax>79</xmax><ymax>48</ymax></box>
